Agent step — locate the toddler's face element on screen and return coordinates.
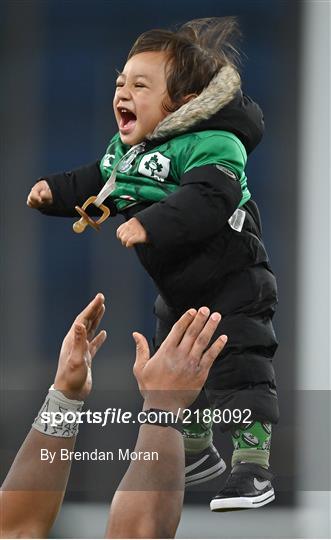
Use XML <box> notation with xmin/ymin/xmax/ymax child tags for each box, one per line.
<box><xmin>113</xmin><ymin>51</ymin><xmax>170</xmax><ymax>145</ymax></box>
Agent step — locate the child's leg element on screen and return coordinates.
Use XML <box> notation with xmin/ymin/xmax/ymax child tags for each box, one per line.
<box><xmin>153</xmin><ymin>296</ymin><xmax>213</xmax><ymax>448</ymax></box>
<box><xmin>153</xmin><ymin>296</ymin><xmax>226</xmax><ymax>485</ymax></box>
<box><xmin>153</xmin><ymin>297</ymin><xmax>215</xmax><ymax>453</ymax></box>
<box><xmin>205</xmin><ymin>309</ymin><xmax>278</xmax><ymax>510</ymax></box>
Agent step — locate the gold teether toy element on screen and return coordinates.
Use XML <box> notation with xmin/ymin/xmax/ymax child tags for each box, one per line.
<box><xmin>73</xmin><ymin>196</ymin><xmax>110</xmax><ymax>233</ymax></box>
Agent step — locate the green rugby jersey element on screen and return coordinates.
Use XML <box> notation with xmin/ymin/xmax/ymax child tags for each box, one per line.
<box><xmin>99</xmin><ymin>130</ymin><xmax>250</xmax><ymax>212</ymax></box>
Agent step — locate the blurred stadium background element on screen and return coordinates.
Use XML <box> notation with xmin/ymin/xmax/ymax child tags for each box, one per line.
<box><xmin>0</xmin><ymin>0</ymin><xmax>329</xmax><ymax>537</ymax></box>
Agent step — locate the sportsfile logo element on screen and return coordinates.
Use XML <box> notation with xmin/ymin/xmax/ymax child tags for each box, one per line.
<box><xmin>39</xmin><ymin>407</ymin><xmax>252</xmax><ymax>428</ymax></box>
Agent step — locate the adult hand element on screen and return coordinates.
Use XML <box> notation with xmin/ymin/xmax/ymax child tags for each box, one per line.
<box><xmin>53</xmin><ymin>293</ymin><xmax>107</xmax><ymax>401</ymax></box>
<box><xmin>27</xmin><ymin>179</ymin><xmax>53</xmax><ymax>208</ymax></box>
<box><xmin>132</xmin><ymin>307</ymin><xmax>227</xmax><ymax>411</ymax></box>
<box><xmin>116</xmin><ymin>217</ymin><xmax>148</xmax><ymax>247</ymax></box>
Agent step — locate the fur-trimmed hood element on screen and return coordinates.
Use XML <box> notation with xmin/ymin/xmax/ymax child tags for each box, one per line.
<box><xmin>147</xmin><ymin>64</ymin><xmax>264</xmax><ymax>155</ymax></box>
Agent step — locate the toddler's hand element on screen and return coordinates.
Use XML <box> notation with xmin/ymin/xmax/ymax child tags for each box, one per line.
<box><xmin>27</xmin><ymin>179</ymin><xmax>53</xmax><ymax>208</ymax></box>
<box><xmin>116</xmin><ymin>217</ymin><xmax>148</xmax><ymax>247</ymax></box>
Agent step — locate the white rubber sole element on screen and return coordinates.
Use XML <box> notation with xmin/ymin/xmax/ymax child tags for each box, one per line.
<box><xmin>210</xmin><ymin>488</ymin><xmax>275</xmax><ymax>511</ymax></box>
<box><xmin>185</xmin><ymin>458</ymin><xmax>227</xmax><ymax>487</ymax></box>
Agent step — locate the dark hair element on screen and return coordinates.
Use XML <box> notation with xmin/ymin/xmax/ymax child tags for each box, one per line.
<box><xmin>128</xmin><ymin>17</ymin><xmax>242</xmax><ymax>112</ymax></box>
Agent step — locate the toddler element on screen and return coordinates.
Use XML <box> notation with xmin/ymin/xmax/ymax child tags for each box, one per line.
<box><xmin>28</xmin><ymin>17</ymin><xmax>278</xmax><ymax>511</ymax></box>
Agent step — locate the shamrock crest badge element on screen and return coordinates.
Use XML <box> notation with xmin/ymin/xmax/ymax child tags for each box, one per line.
<box><xmin>138</xmin><ymin>152</ymin><xmax>170</xmax><ymax>182</ymax></box>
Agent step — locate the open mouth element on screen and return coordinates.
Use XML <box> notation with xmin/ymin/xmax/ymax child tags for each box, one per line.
<box><xmin>118</xmin><ymin>108</ymin><xmax>137</xmax><ymax>134</ymax></box>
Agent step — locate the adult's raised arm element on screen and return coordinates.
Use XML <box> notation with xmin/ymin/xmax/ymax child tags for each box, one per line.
<box><xmin>106</xmin><ymin>306</ymin><xmax>227</xmax><ymax>539</ymax></box>
<box><xmin>0</xmin><ymin>293</ymin><xmax>107</xmax><ymax>539</ymax></box>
